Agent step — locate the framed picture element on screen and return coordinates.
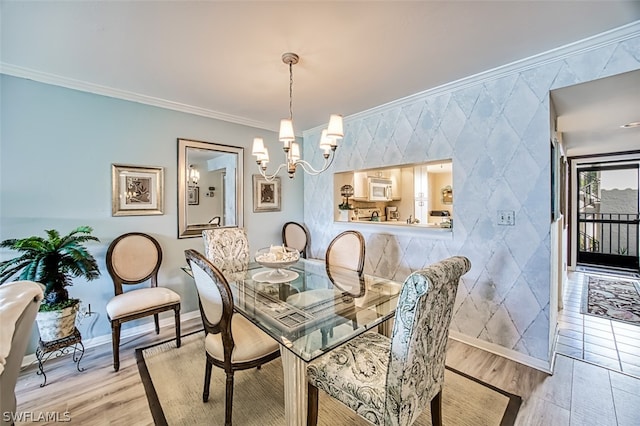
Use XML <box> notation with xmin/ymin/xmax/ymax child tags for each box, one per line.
<box><xmin>253</xmin><ymin>175</ymin><xmax>281</xmax><ymax>212</ymax></box>
<box><xmin>188</xmin><ymin>186</ymin><xmax>199</xmax><ymax>205</ymax></box>
<box><xmin>111</xmin><ymin>164</ymin><xmax>164</xmax><ymax>216</ymax></box>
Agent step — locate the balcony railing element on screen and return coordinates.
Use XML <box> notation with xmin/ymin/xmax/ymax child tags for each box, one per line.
<box><xmin>578</xmin><ymin>212</ymin><xmax>639</xmax><ymax>271</ymax></box>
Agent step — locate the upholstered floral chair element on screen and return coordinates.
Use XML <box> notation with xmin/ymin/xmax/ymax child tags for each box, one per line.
<box><xmin>306</xmin><ymin>256</ymin><xmax>471</xmax><ymax>426</ymax></box>
<box><xmin>202</xmin><ymin>228</ymin><xmax>250</xmax><ymax>280</ymax></box>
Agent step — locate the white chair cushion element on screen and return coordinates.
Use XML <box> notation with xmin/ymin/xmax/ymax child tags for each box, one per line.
<box><xmin>307</xmin><ymin>332</ymin><xmax>390</xmax><ymax>425</ymax></box>
<box><xmin>106</xmin><ymin>287</ymin><xmax>180</xmax><ymax>320</ymax></box>
<box><xmin>205</xmin><ymin>314</ymin><xmax>279</xmax><ymax>363</ymax></box>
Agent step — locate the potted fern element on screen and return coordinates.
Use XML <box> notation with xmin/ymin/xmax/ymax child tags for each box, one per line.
<box><xmin>0</xmin><ymin>226</ymin><xmax>100</xmax><ymax>342</ymax></box>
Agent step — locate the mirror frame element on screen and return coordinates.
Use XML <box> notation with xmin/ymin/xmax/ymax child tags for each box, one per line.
<box><xmin>177</xmin><ymin>138</ymin><xmax>244</xmax><ymax>238</ymax></box>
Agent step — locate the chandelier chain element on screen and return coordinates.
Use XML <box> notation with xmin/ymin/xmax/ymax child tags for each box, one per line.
<box><xmin>288</xmin><ymin>61</ymin><xmax>293</xmax><ymax>121</ymax></box>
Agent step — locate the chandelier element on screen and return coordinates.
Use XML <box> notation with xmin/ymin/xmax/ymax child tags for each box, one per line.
<box><xmin>188</xmin><ymin>164</ymin><xmax>200</xmax><ymax>185</ymax></box>
<box><xmin>252</xmin><ymin>52</ymin><xmax>344</xmax><ymax>180</ymax></box>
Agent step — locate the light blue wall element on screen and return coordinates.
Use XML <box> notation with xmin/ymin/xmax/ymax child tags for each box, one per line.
<box><xmin>302</xmin><ymin>30</ymin><xmax>640</xmax><ymax>364</ymax></box>
<box><xmin>0</xmin><ymin>75</ymin><xmax>304</xmax><ymax>350</ymax></box>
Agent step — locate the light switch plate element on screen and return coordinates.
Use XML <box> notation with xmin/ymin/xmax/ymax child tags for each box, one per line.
<box><xmin>498</xmin><ymin>210</ymin><xmax>515</xmax><ymax>226</ymax></box>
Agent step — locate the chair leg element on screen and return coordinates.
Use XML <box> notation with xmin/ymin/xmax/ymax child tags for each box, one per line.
<box><xmin>224</xmin><ymin>371</ymin><xmax>234</xmax><ymax>426</ymax></box>
<box><xmin>307</xmin><ymin>382</ymin><xmax>319</xmax><ymax>426</ymax></box>
<box><xmin>174</xmin><ymin>306</ymin><xmax>181</xmax><ymax>348</ymax></box>
<box><xmin>111</xmin><ymin>321</ymin><xmax>121</xmax><ymax>371</ymax></box>
<box><xmin>430</xmin><ymin>390</ymin><xmax>442</xmax><ymax>426</ymax></box>
<box><xmin>154</xmin><ymin>313</ymin><xmax>160</xmax><ymax>334</ymax></box>
<box><xmin>203</xmin><ymin>359</ymin><xmax>213</xmax><ymax>402</ymax></box>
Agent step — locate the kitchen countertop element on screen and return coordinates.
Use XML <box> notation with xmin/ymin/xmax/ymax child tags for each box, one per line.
<box><xmin>345</xmin><ymin>219</ymin><xmax>453</xmax><ymax>233</ymax></box>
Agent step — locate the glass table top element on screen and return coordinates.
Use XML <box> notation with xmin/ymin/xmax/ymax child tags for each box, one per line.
<box><xmin>207</xmin><ymin>259</ymin><xmax>402</xmax><ymax>362</ymax></box>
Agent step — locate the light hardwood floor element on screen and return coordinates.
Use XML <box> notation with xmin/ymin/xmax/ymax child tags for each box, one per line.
<box><xmin>12</xmin><ymin>315</ymin><xmax>640</xmax><ymax>425</ymax></box>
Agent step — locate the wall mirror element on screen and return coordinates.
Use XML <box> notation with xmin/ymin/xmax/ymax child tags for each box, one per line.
<box><xmin>178</xmin><ymin>138</ymin><xmax>244</xmax><ymax>238</ymax></box>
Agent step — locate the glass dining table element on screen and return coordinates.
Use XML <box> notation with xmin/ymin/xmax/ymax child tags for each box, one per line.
<box><xmin>213</xmin><ymin>258</ymin><xmax>402</xmax><ymax>426</ymax></box>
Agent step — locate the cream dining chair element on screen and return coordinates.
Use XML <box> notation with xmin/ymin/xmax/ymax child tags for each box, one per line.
<box><xmin>288</xmin><ymin>230</ymin><xmax>366</xmax><ymax>345</ymax></box>
<box><xmin>105</xmin><ymin>232</ymin><xmax>181</xmax><ymax>371</ymax></box>
<box><xmin>307</xmin><ymin>256</ymin><xmax>472</xmax><ymax>426</ymax></box>
<box><xmin>184</xmin><ymin>249</ymin><xmax>280</xmax><ymax>426</ymax></box>
<box><xmin>282</xmin><ymin>221</ymin><xmax>310</xmax><ymax>258</ymax></box>
<box><xmin>326</xmin><ymin>230</ymin><xmax>365</xmax><ymax>274</ymax></box>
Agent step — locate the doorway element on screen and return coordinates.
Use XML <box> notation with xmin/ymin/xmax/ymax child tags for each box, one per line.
<box><xmin>575</xmin><ymin>163</ymin><xmax>639</xmax><ymax>273</ymax></box>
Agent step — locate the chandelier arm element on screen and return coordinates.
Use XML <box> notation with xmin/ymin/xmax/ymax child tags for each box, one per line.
<box><xmin>294</xmin><ymin>153</ymin><xmax>335</xmax><ymax>176</ymax></box>
<box><xmin>259</xmin><ymin>162</ymin><xmax>288</xmax><ymax>182</ymax></box>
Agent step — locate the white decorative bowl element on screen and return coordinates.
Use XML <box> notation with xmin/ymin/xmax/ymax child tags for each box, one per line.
<box><xmin>255</xmin><ymin>246</ymin><xmax>300</xmax><ymax>270</ymax></box>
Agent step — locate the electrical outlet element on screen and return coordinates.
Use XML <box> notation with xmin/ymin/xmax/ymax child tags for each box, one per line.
<box><xmin>498</xmin><ymin>210</ymin><xmax>515</xmax><ymax>226</ymax></box>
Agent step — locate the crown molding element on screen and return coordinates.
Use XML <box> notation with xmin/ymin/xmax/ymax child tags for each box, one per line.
<box><xmin>305</xmin><ymin>21</ymin><xmax>640</xmax><ymax>136</ymax></box>
<box><xmin>0</xmin><ymin>63</ymin><xmax>278</xmax><ymax>133</ymax></box>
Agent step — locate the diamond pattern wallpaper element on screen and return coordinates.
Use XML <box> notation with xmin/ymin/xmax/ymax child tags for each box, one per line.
<box><xmin>302</xmin><ymin>34</ymin><xmax>640</xmax><ymax>364</ymax></box>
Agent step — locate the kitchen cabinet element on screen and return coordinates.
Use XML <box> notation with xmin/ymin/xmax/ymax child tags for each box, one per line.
<box><xmin>353</xmin><ymin>171</ymin><xmax>369</xmax><ymax>199</ymax></box>
<box><xmin>414</xmin><ymin>165</ymin><xmax>429</xmax><ymax>223</ymax></box>
<box><xmin>388</xmin><ymin>168</ymin><xmax>402</xmax><ymax>200</ymax></box>
<box><xmin>354</xmin><ymin>169</ymin><xmax>402</xmax><ymax>201</ymax></box>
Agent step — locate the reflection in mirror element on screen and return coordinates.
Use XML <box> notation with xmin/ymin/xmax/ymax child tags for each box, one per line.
<box><xmin>178</xmin><ymin>138</ymin><xmax>244</xmax><ymax>238</ymax></box>
<box><xmin>441</xmin><ymin>185</ymin><xmax>453</xmax><ymax>204</ymax></box>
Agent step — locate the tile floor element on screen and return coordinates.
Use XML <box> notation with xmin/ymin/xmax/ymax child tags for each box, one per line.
<box><xmin>557</xmin><ymin>269</ymin><xmax>640</xmax><ymax>378</ymax></box>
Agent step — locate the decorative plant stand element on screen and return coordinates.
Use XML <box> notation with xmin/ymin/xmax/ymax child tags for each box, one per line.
<box><xmin>35</xmin><ymin>327</ymin><xmax>85</xmax><ymax>387</ymax></box>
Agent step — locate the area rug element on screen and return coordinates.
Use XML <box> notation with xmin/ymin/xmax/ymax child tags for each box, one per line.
<box><xmin>581</xmin><ymin>275</ymin><xmax>640</xmax><ymax>324</ymax></box>
<box><xmin>136</xmin><ymin>331</ymin><xmax>521</xmax><ymax>426</ymax></box>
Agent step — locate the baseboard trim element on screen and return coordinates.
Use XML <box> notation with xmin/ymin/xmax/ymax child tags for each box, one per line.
<box><xmin>21</xmin><ymin>310</ymin><xmax>201</xmax><ymax>368</ymax></box>
<box><xmin>449</xmin><ymin>330</ymin><xmax>552</xmax><ymax>374</ymax></box>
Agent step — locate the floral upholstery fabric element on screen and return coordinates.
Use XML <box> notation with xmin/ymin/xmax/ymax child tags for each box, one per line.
<box><xmin>307</xmin><ymin>256</ymin><xmax>471</xmax><ymax>426</ymax></box>
<box><xmin>202</xmin><ymin>228</ymin><xmax>250</xmax><ymax>280</ymax></box>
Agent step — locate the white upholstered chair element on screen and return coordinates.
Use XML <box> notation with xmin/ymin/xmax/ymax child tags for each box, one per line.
<box><xmin>288</xmin><ymin>230</ymin><xmax>366</xmax><ymax>345</ymax></box>
<box><xmin>307</xmin><ymin>256</ymin><xmax>472</xmax><ymax>426</ymax></box>
<box><xmin>282</xmin><ymin>221</ymin><xmax>310</xmax><ymax>258</ymax></box>
<box><xmin>0</xmin><ymin>281</ymin><xmax>43</xmax><ymax>426</ymax></box>
<box><xmin>185</xmin><ymin>249</ymin><xmax>280</xmax><ymax>426</ymax></box>
<box><xmin>202</xmin><ymin>228</ymin><xmax>250</xmax><ymax>280</ymax></box>
<box><xmin>105</xmin><ymin>232</ymin><xmax>181</xmax><ymax>371</ymax></box>
<box><xmin>326</xmin><ymin>230</ymin><xmax>365</xmax><ymax>274</ymax></box>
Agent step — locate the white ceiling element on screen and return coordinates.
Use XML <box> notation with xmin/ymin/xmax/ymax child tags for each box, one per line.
<box><xmin>551</xmin><ymin>69</ymin><xmax>640</xmax><ymax>157</ymax></box>
<box><xmin>2</xmin><ymin>1</ymin><xmax>639</xmax><ymax>155</ymax></box>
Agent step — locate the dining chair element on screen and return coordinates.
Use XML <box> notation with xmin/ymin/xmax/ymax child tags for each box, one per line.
<box><xmin>288</xmin><ymin>230</ymin><xmax>366</xmax><ymax>346</ymax></box>
<box><xmin>282</xmin><ymin>221</ymin><xmax>310</xmax><ymax>258</ymax></box>
<box><xmin>184</xmin><ymin>249</ymin><xmax>280</xmax><ymax>426</ymax></box>
<box><xmin>105</xmin><ymin>232</ymin><xmax>181</xmax><ymax>372</ymax></box>
<box><xmin>202</xmin><ymin>228</ymin><xmax>250</xmax><ymax>280</ymax></box>
<box><xmin>325</xmin><ymin>230</ymin><xmax>365</xmax><ymax>295</ymax></box>
<box><xmin>307</xmin><ymin>255</ymin><xmax>472</xmax><ymax>426</ymax></box>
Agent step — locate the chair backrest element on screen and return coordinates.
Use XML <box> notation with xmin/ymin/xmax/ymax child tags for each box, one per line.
<box><xmin>106</xmin><ymin>232</ymin><xmax>163</xmax><ymax>295</ymax></box>
<box><xmin>325</xmin><ymin>230</ymin><xmax>365</xmax><ymax>274</ymax></box>
<box><xmin>202</xmin><ymin>228</ymin><xmax>250</xmax><ymax>275</ymax></box>
<box><xmin>282</xmin><ymin>221</ymin><xmax>310</xmax><ymax>258</ymax></box>
<box><xmin>184</xmin><ymin>249</ymin><xmax>234</xmax><ymax>342</ymax></box>
<box><xmin>384</xmin><ymin>256</ymin><xmax>471</xmax><ymax>425</ymax></box>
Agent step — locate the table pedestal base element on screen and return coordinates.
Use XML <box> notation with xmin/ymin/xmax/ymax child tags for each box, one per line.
<box><xmin>280</xmin><ymin>346</ymin><xmax>308</xmax><ymax>426</ymax></box>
